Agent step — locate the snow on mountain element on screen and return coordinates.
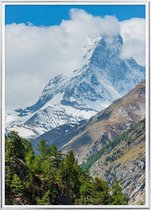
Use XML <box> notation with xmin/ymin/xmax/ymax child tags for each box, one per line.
<box><xmin>6</xmin><ymin>35</ymin><xmax>145</xmax><ymax>139</ymax></box>
<box><xmin>6</xmin><ymin>102</ymin><xmax>96</xmax><ymax>138</ymax></box>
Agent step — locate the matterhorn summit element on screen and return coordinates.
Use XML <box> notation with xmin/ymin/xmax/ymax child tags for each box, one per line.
<box><xmin>6</xmin><ymin>35</ymin><xmax>145</xmax><ymax>138</ymax></box>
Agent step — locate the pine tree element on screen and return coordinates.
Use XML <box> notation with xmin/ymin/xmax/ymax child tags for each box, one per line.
<box><xmin>110</xmin><ymin>181</ymin><xmax>128</xmax><ymax>205</ymax></box>
<box><xmin>89</xmin><ymin>177</ymin><xmax>110</xmax><ymax>205</ymax></box>
<box><xmin>36</xmin><ymin>139</ymin><xmax>47</xmax><ymax>155</ymax></box>
<box><xmin>25</xmin><ymin>149</ymin><xmax>35</xmax><ymax>171</ymax></box>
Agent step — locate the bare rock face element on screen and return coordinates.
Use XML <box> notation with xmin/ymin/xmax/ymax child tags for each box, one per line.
<box><xmin>111</xmin><ymin>158</ymin><xmax>145</xmax><ymax>205</ymax></box>
<box><xmin>90</xmin><ymin>119</ymin><xmax>145</xmax><ymax>205</ymax></box>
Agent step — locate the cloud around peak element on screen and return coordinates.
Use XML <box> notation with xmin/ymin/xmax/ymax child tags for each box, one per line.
<box><xmin>5</xmin><ymin>8</ymin><xmax>145</xmax><ymax>111</ymax></box>
<box><xmin>120</xmin><ymin>18</ymin><xmax>145</xmax><ymax>66</ymax></box>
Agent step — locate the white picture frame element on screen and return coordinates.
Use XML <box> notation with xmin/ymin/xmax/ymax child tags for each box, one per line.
<box><xmin>0</xmin><ymin>0</ymin><xmax>150</xmax><ymax>209</ymax></box>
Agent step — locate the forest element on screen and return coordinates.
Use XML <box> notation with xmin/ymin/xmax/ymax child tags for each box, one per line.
<box><xmin>5</xmin><ymin>131</ymin><xmax>128</xmax><ymax>205</ymax></box>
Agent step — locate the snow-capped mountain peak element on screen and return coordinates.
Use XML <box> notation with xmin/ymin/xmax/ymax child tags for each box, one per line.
<box><xmin>6</xmin><ymin>34</ymin><xmax>145</xmax><ymax>138</ymax></box>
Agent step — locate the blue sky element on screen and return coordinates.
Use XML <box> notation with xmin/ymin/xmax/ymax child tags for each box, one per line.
<box><xmin>5</xmin><ymin>5</ymin><xmax>145</xmax><ymax>26</ymax></box>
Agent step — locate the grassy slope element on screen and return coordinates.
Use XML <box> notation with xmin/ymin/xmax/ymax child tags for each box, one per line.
<box><xmin>81</xmin><ymin>119</ymin><xmax>145</xmax><ymax>171</ymax></box>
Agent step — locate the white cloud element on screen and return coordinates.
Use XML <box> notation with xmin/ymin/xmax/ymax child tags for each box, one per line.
<box><xmin>120</xmin><ymin>18</ymin><xmax>145</xmax><ymax>66</ymax></box>
<box><xmin>5</xmin><ymin>9</ymin><xmax>145</xmax><ymax>111</ymax></box>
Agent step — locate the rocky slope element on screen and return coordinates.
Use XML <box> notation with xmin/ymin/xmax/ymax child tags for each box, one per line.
<box><xmin>61</xmin><ymin>81</ymin><xmax>145</xmax><ymax>164</ymax></box>
<box><xmin>89</xmin><ymin>119</ymin><xmax>145</xmax><ymax>205</ymax></box>
<box><xmin>6</xmin><ymin>35</ymin><xmax>145</xmax><ymax>139</ymax></box>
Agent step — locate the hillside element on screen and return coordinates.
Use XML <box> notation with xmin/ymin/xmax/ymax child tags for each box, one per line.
<box><xmin>32</xmin><ymin>120</ymin><xmax>87</xmax><ymax>149</ymax></box>
<box><xmin>5</xmin><ymin>131</ymin><xmax>128</xmax><ymax>205</ymax></box>
<box><xmin>84</xmin><ymin>119</ymin><xmax>145</xmax><ymax>205</ymax></box>
<box><xmin>33</xmin><ymin>81</ymin><xmax>145</xmax><ymax>205</ymax></box>
<box><xmin>62</xmin><ymin>81</ymin><xmax>145</xmax><ymax>164</ymax></box>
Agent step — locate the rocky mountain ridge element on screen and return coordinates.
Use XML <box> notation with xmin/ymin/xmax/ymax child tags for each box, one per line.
<box><xmin>6</xmin><ymin>35</ymin><xmax>145</xmax><ymax>139</ymax></box>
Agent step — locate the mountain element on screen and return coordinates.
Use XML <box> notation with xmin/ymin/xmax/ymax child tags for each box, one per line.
<box><xmin>32</xmin><ymin>119</ymin><xmax>87</xmax><ymax>149</ymax></box>
<box><xmin>61</xmin><ymin>81</ymin><xmax>145</xmax><ymax>204</ymax></box>
<box><xmin>33</xmin><ymin>81</ymin><xmax>145</xmax><ymax>204</ymax></box>
<box><xmin>61</xmin><ymin>81</ymin><xmax>145</xmax><ymax>164</ymax></box>
<box><xmin>6</xmin><ymin>35</ymin><xmax>145</xmax><ymax>138</ymax></box>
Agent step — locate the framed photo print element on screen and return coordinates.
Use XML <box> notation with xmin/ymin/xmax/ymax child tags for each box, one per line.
<box><xmin>0</xmin><ymin>0</ymin><xmax>150</xmax><ymax>209</ymax></box>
